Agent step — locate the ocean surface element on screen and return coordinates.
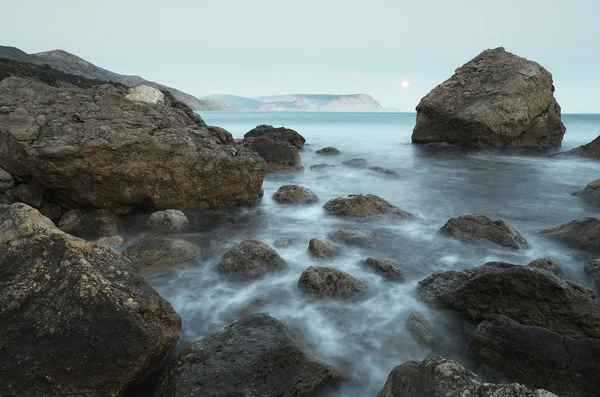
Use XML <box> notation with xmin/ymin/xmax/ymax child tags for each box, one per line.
<box><xmin>136</xmin><ymin>112</ymin><xmax>600</xmax><ymax>395</ymax></box>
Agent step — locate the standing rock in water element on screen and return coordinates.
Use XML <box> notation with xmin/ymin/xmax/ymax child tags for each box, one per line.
<box><xmin>555</xmin><ymin>135</ymin><xmax>600</xmax><ymax>159</ymax></box>
<box><xmin>540</xmin><ymin>218</ymin><xmax>600</xmax><ymax>253</ymax></box>
<box><xmin>59</xmin><ymin>209</ymin><xmax>120</xmax><ymax>239</ymax></box>
<box><xmin>298</xmin><ymin>266</ymin><xmax>367</xmax><ymax>298</ymax></box>
<box><xmin>0</xmin><ymin>203</ymin><xmax>182</xmax><ymax>397</ymax></box>
<box><xmin>308</xmin><ymin>238</ymin><xmax>338</xmax><ymax>258</ymax></box>
<box><xmin>0</xmin><ymin>77</ymin><xmax>266</xmax><ymax>211</ymax></box>
<box><xmin>146</xmin><ymin>209</ymin><xmax>189</xmax><ymax>232</ymax></box>
<box><xmin>244</xmin><ymin>136</ymin><xmax>303</xmax><ymax>170</ymax></box>
<box><xmin>406</xmin><ymin>312</ymin><xmax>443</xmax><ymax>348</ymax></box>
<box><xmin>244</xmin><ymin>124</ymin><xmax>306</xmax><ymax>149</ymax></box>
<box><xmin>527</xmin><ymin>258</ymin><xmax>562</xmax><ymax>276</ymax></box>
<box><xmin>470</xmin><ymin>314</ymin><xmax>600</xmax><ymax>397</ymax></box>
<box><xmin>329</xmin><ymin>228</ymin><xmax>376</xmax><ymax>247</ymax></box>
<box><xmin>440</xmin><ymin>214</ymin><xmax>528</xmax><ymax>249</ymax></box>
<box><xmin>324</xmin><ymin>194</ymin><xmax>413</xmax><ymax>219</ymax></box>
<box><xmin>0</xmin><ymin>167</ymin><xmax>14</xmax><ymax>193</ymax></box>
<box><xmin>377</xmin><ymin>356</ymin><xmax>557</xmax><ymax>397</ymax></box>
<box><xmin>273</xmin><ymin>185</ymin><xmax>318</xmax><ymax>203</ymax></box>
<box><xmin>342</xmin><ymin>158</ymin><xmax>369</xmax><ymax>168</ymax></box>
<box><xmin>412</xmin><ymin>47</ymin><xmax>565</xmax><ymax>147</ymax></box>
<box><xmin>156</xmin><ymin>313</ymin><xmax>341</xmax><ymax>397</ymax></box>
<box><xmin>580</xmin><ymin>179</ymin><xmax>600</xmax><ymax>204</ymax></box>
<box><xmin>123</xmin><ymin>236</ymin><xmax>201</xmax><ymax>276</ymax></box>
<box><xmin>316</xmin><ymin>146</ymin><xmax>340</xmax><ymax>155</ymax></box>
<box><xmin>218</xmin><ymin>239</ymin><xmax>287</xmax><ymax>279</ymax></box>
<box><xmin>363</xmin><ymin>258</ymin><xmax>405</xmax><ymax>281</ymax></box>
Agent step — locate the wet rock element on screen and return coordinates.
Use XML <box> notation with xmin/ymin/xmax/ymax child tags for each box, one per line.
<box><xmin>273</xmin><ymin>238</ymin><xmax>294</xmax><ymax>248</ymax></box>
<box><xmin>328</xmin><ymin>228</ymin><xmax>376</xmax><ymax>247</ymax></box>
<box><xmin>418</xmin><ymin>262</ymin><xmax>600</xmax><ymax>339</ymax></box>
<box><xmin>470</xmin><ymin>315</ymin><xmax>600</xmax><ymax>397</ymax></box>
<box><xmin>218</xmin><ymin>239</ymin><xmax>287</xmax><ymax>279</ymax></box>
<box><xmin>342</xmin><ymin>158</ymin><xmax>368</xmax><ymax>168</ymax></box>
<box><xmin>146</xmin><ymin>209</ymin><xmax>189</xmax><ymax>232</ymax></box>
<box><xmin>6</xmin><ymin>183</ymin><xmax>44</xmax><ymax>208</ymax></box>
<box><xmin>156</xmin><ymin>313</ymin><xmax>341</xmax><ymax>397</ymax></box>
<box><xmin>39</xmin><ymin>202</ymin><xmax>65</xmax><ymax>222</ymax></box>
<box><xmin>310</xmin><ymin>163</ymin><xmax>335</xmax><ymax>170</ymax></box>
<box><xmin>527</xmin><ymin>258</ymin><xmax>562</xmax><ymax>276</ymax></box>
<box><xmin>94</xmin><ymin>235</ymin><xmax>125</xmax><ymax>248</ymax></box>
<box><xmin>370</xmin><ymin>167</ymin><xmax>398</xmax><ymax>176</ymax></box>
<box><xmin>308</xmin><ymin>238</ymin><xmax>338</xmax><ymax>258</ymax></box>
<box><xmin>440</xmin><ymin>214</ymin><xmax>528</xmax><ymax>250</ymax></box>
<box><xmin>584</xmin><ymin>258</ymin><xmax>600</xmax><ymax>288</ymax></box>
<box><xmin>411</xmin><ymin>47</ymin><xmax>565</xmax><ymax>147</ymax></box>
<box><xmin>556</xmin><ymin>135</ymin><xmax>600</xmax><ymax>159</ymax></box>
<box><xmin>0</xmin><ymin>203</ymin><xmax>181</xmax><ymax>397</ymax></box>
<box><xmin>298</xmin><ymin>266</ymin><xmax>367</xmax><ymax>298</ymax></box>
<box><xmin>59</xmin><ymin>209</ymin><xmax>120</xmax><ymax>239</ymax></box>
<box><xmin>0</xmin><ymin>77</ymin><xmax>266</xmax><ymax>211</ymax></box>
<box><xmin>244</xmin><ymin>124</ymin><xmax>306</xmax><ymax>149</ymax></box>
<box><xmin>0</xmin><ymin>166</ymin><xmax>13</xmax><ymax>193</ymax></box>
<box><xmin>323</xmin><ymin>194</ymin><xmax>413</xmax><ymax>219</ymax></box>
<box><xmin>540</xmin><ymin>217</ymin><xmax>600</xmax><ymax>253</ymax></box>
<box><xmin>245</xmin><ymin>136</ymin><xmax>303</xmax><ymax>170</ymax></box>
<box><xmin>363</xmin><ymin>258</ymin><xmax>405</xmax><ymax>281</ymax></box>
<box><xmin>123</xmin><ymin>236</ymin><xmax>201</xmax><ymax>276</ymax></box>
<box><xmin>406</xmin><ymin>312</ymin><xmax>443</xmax><ymax>348</ymax></box>
<box><xmin>273</xmin><ymin>185</ymin><xmax>318</xmax><ymax>203</ymax></box>
<box><xmin>580</xmin><ymin>179</ymin><xmax>600</xmax><ymax>204</ymax></box>
<box><xmin>377</xmin><ymin>356</ymin><xmax>557</xmax><ymax>397</ymax></box>
<box><xmin>316</xmin><ymin>146</ymin><xmax>340</xmax><ymax>155</ymax></box>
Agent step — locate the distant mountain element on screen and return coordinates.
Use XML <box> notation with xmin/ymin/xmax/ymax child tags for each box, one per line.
<box><xmin>0</xmin><ymin>46</ymin><xmax>228</xmax><ymax>111</ymax></box>
<box><xmin>252</xmin><ymin>93</ymin><xmax>385</xmax><ymax>112</ymax></box>
<box><xmin>203</xmin><ymin>94</ymin><xmax>264</xmax><ymax>110</ymax></box>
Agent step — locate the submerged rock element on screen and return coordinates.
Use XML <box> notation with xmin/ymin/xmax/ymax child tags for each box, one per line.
<box><xmin>245</xmin><ymin>136</ymin><xmax>303</xmax><ymax>170</ymax></box>
<box><xmin>370</xmin><ymin>167</ymin><xmax>399</xmax><ymax>176</ymax></box>
<box><xmin>316</xmin><ymin>146</ymin><xmax>340</xmax><ymax>155</ymax></box>
<box><xmin>527</xmin><ymin>258</ymin><xmax>562</xmax><ymax>276</ymax></box>
<box><xmin>156</xmin><ymin>313</ymin><xmax>341</xmax><ymax>397</ymax></box>
<box><xmin>123</xmin><ymin>236</ymin><xmax>201</xmax><ymax>276</ymax></box>
<box><xmin>0</xmin><ymin>203</ymin><xmax>181</xmax><ymax>397</ymax></box>
<box><xmin>412</xmin><ymin>47</ymin><xmax>565</xmax><ymax>147</ymax></box>
<box><xmin>406</xmin><ymin>312</ymin><xmax>443</xmax><ymax>348</ymax></box>
<box><xmin>273</xmin><ymin>238</ymin><xmax>294</xmax><ymax>248</ymax></box>
<box><xmin>59</xmin><ymin>209</ymin><xmax>120</xmax><ymax>239</ymax></box>
<box><xmin>146</xmin><ymin>209</ymin><xmax>189</xmax><ymax>232</ymax></box>
<box><xmin>418</xmin><ymin>262</ymin><xmax>600</xmax><ymax>339</ymax></box>
<box><xmin>310</xmin><ymin>163</ymin><xmax>336</xmax><ymax>170</ymax></box>
<box><xmin>308</xmin><ymin>238</ymin><xmax>338</xmax><ymax>258</ymax></box>
<box><xmin>323</xmin><ymin>194</ymin><xmax>412</xmax><ymax>219</ymax></box>
<box><xmin>0</xmin><ymin>166</ymin><xmax>14</xmax><ymax>193</ymax></box>
<box><xmin>470</xmin><ymin>315</ymin><xmax>600</xmax><ymax>397</ymax></box>
<box><xmin>342</xmin><ymin>158</ymin><xmax>368</xmax><ymax>168</ymax></box>
<box><xmin>298</xmin><ymin>266</ymin><xmax>367</xmax><ymax>298</ymax></box>
<box><xmin>273</xmin><ymin>185</ymin><xmax>318</xmax><ymax>203</ymax></box>
<box><xmin>540</xmin><ymin>218</ymin><xmax>600</xmax><ymax>253</ymax></box>
<box><xmin>244</xmin><ymin>124</ymin><xmax>306</xmax><ymax>149</ymax></box>
<box><xmin>440</xmin><ymin>214</ymin><xmax>528</xmax><ymax>250</ymax></box>
<box><xmin>580</xmin><ymin>179</ymin><xmax>600</xmax><ymax>204</ymax></box>
<box><xmin>363</xmin><ymin>258</ymin><xmax>405</xmax><ymax>281</ymax></box>
<box><xmin>328</xmin><ymin>228</ymin><xmax>376</xmax><ymax>247</ymax></box>
<box><xmin>218</xmin><ymin>239</ymin><xmax>287</xmax><ymax>279</ymax></box>
<box><xmin>377</xmin><ymin>356</ymin><xmax>557</xmax><ymax>397</ymax></box>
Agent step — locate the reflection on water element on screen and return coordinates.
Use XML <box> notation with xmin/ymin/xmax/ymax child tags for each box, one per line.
<box><xmin>127</xmin><ymin>112</ymin><xmax>600</xmax><ymax>396</ymax></box>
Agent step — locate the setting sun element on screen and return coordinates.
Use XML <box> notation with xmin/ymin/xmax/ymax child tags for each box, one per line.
<box><xmin>400</xmin><ymin>80</ymin><xmax>411</xmax><ymax>89</ymax></box>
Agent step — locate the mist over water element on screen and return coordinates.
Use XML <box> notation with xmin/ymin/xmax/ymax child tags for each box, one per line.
<box><xmin>131</xmin><ymin>112</ymin><xmax>600</xmax><ymax>396</ymax></box>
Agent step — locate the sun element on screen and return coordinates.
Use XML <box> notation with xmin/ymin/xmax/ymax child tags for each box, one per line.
<box><xmin>400</xmin><ymin>80</ymin><xmax>411</xmax><ymax>89</ymax></box>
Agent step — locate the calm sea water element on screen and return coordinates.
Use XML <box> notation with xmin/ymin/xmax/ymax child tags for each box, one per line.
<box><xmin>140</xmin><ymin>112</ymin><xmax>600</xmax><ymax>396</ymax></box>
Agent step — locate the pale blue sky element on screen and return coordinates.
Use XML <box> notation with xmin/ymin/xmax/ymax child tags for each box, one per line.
<box><xmin>2</xmin><ymin>0</ymin><xmax>599</xmax><ymax>112</ymax></box>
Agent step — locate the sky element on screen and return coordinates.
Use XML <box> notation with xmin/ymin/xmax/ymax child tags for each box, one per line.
<box><xmin>2</xmin><ymin>0</ymin><xmax>599</xmax><ymax>112</ymax></box>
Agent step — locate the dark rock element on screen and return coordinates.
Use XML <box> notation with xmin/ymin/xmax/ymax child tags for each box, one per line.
<box><xmin>273</xmin><ymin>185</ymin><xmax>318</xmax><ymax>203</ymax></box>
<box><xmin>245</xmin><ymin>136</ymin><xmax>303</xmax><ymax>170</ymax></box>
<box><xmin>218</xmin><ymin>239</ymin><xmax>287</xmax><ymax>279</ymax></box>
<box><xmin>59</xmin><ymin>209</ymin><xmax>120</xmax><ymax>239</ymax></box>
<box><xmin>328</xmin><ymin>228</ymin><xmax>376</xmax><ymax>247</ymax></box>
<box><xmin>123</xmin><ymin>236</ymin><xmax>201</xmax><ymax>276</ymax></box>
<box><xmin>308</xmin><ymin>238</ymin><xmax>338</xmax><ymax>258</ymax></box>
<box><xmin>342</xmin><ymin>158</ymin><xmax>368</xmax><ymax>168</ymax></box>
<box><xmin>412</xmin><ymin>47</ymin><xmax>565</xmax><ymax>147</ymax></box>
<box><xmin>273</xmin><ymin>238</ymin><xmax>294</xmax><ymax>248</ymax></box>
<box><xmin>298</xmin><ymin>266</ymin><xmax>367</xmax><ymax>298</ymax></box>
<box><xmin>540</xmin><ymin>218</ymin><xmax>600</xmax><ymax>253</ymax></box>
<box><xmin>580</xmin><ymin>179</ymin><xmax>600</xmax><ymax>204</ymax></box>
<box><xmin>406</xmin><ymin>312</ymin><xmax>443</xmax><ymax>348</ymax></box>
<box><xmin>377</xmin><ymin>356</ymin><xmax>556</xmax><ymax>397</ymax></box>
<box><xmin>6</xmin><ymin>183</ymin><xmax>44</xmax><ymax>208</ymax></box>
<box><xmin>39</xmin><ymin>202</ymin><xmax>65</xmax><ymax>222</ymax></box>
<box><xmin>424</xmin><ymin>142</ymin><xmax>457</xmax><ymax>149</ymax></box>
<box><xmin>244</xmin><ymin>124</ymin><xmax>306</xmax><ymax>149</ymax></box>
<box><xmin>363</xmin><ymin>258</ymin><xmax>405</xmax><ymax>281</ymax></box>
<box><xmin>527</xmin><ymin>258</ymin><xmax>562</xmax><ymax>276</ymax></box>
<box><xmin>0</xmin><ymin>166</ymin><xmax>13</xmax><ymax>193</ymax></box>
<box><xmin>310</xmin><ymin>163</ymin><xmax>335</xmax><ymax>170</ymax></box>
<box><xmin>0</xmin><ymin>203</ymin><xmax>181</xmax><ymax>397</ymax></box>
<box><xmin>418</xmin><ymin>262</ymin><xmax>600</xmax><ymax>339</ymax></box>
<box><xmin>323</xmin><ymin>194</ymin><xmax>413</xmax><ymax>219</ymax></box>
<box><xmin>146</xmin><ymin>209</ymin><xmax>189</xmax><ymax>232</ymax></box>
<box><xmin>316</xmin><ymin>146</ymin><xmax>340</xmax><ymax>155</ymax></box>
<box><xmin>555</xmin><ymin>135</ymin><xmax>600</xmax><ymax>159</ymax></box>
<box><xmin>440</xmin><ymin>214</ymin><xmax>527</xmax><ymax>249</ymax></box>
<box><xmin>470</xmin><ymin>315</ymin><xmax>600</xmax><ymax>397</ymax></box>
<box><xmin>370</xmin><ymin>167</ymin><xmax>399</xmax><ymax>176</ymax></box>
<box><xmin>207</xmin><ymin>125</ymin><xmax>234</xmax><ymax>144</ymax></box>
<box><xmin>584</xmin><ymin>258</ymin><xmax>600</xmax><ymax>288</ymax></box>
<box><xmin>94</xmin><ymin>235</ymin><xmax>125</xmax><ymax>248</ymax></box>
<box><xmin>156</xmin><ymin>313</ymin><xmax>341</xmax><ymax>397</ymax></box>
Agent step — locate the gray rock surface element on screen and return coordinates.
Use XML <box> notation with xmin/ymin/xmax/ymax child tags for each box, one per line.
<box><xmin>328</xmin><ymin>228</ymin><xmax>376</xmax><ymax>247</ymax></box>
<box><xmin>123</xmin><ymin>236</ymin><xmax>201</xmax><ymax>276</ymax></box>
<box><xmin>218</xmin><ymin>239</ymin><xmax>287</xmax><ymax>279</ymax></box>
<box><xmin>584</xmin><ymin>258</ymin><xmax>600</xmax><ymax>288</ymax></box>
<box><xmin>59</xmin><ymin>209</ymin><xmax>120</xmax><ymax>239</ymax></box>
<box><xmin>298</xmin><ymin>266</ymin><xmax>367</xmax><ymax>298</ymax></box>
<box><xmin>323</xmin><ymin>194</ymin><xmax>412</xmax><ymax>219</ymax></box>
<box><xmin>245</xmin><ymin>136</ymin><xmax>303</xmax><ymax>170</ymax></box>
<box><xmin>556</xmin><ymin>135</ymin><xmax>600</xmax><ymax>159</ymax></box>
<box><xmin>6</xmin><ymin>184</ymin><xmax>44</xmax><ymax>208</ymax></box>
<box><xmin>412</xmin><ymin>47</ymin><xmax>565</xmax><ymax>147</ymax></box>
<box><xmin>540</xmin><ymin>218</ymin><xmax>600</xmax><ymax>253</ymax></box>
<box><xmin>363</xmin><ymin>258</ymin><xmax>405</xmax><ymax>281</ymax></box>
<box><xmin>146</xmin><ymin>209</ymin><xmax>189</xmax><ymax>232</ymax></box>
<box><xmin>0</xmin><ymin>166</ymin><xmax>13</xmax><ymax>193</ymax></box>
<box><xmin>440</xmin><ymin>214</ymin><xmax>527</xmax><ymax>249</ymax></box>
<box><xmin>580</xmin><ymin>178</ymin><xmax>600</xmax><ymax>204</ymax></box>
<box><xmin>273</xmin><ymin>185</ymin><xmax>318</xmax><ymax>203</ymax></box>
<box><xmin>308</xmin><ymin>238</ymin><xmax>338</xmax><ymax>258</ymax></box>
<box><xmin>316</xmin><ymin>146</ymin><xmax>340</xmax><ymax>155</ymax></box>
<box><xmin>274</xmin><ymin>238</ymin><xmax>294</xmax><ymax>248</ymax></box>
<box><xmin>527</xmin><ymin>258</ymin><xmax>562</xmax><ymax>276</ymax></box>
<box><xmin>244</xmin><ymin>124</ymin><xmax>306</xmax><ymax>149</ymax></box>
<box><xmin>310</xmin><ymin>163</ymin><xmax>336</xmax><ymax>170</ymax></box>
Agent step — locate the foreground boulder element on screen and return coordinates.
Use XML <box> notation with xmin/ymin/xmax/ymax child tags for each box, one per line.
<box><xmin>156</xmin><ymin>313</ymin><xmax>340</xmax><ymax>397</ymax></box>
<box><xmin>123</xmin><ymin>236</ymin><xmax>201</xmax><ymax>276</ymax></box>
<box><xmin>0</xmin><ymin>77</ymin><xmax>266</xmax><ymax>211</ymax></box>
<box><xmin>377</xmin><ymin>356</ymin><xmax>557</xmax><ymax>397</ymax></box>
<box><xmin>244</xmin><ymin>124</ymin><xmax>306</xmax><ymax>149</ymax></box>
<box><xmin>440</xmin><ymin>214</ymin><xmax>527</xmax><ymax>249</ymax></box>
<box><xmin>308</xmin><ymin>238</ymin><xmax>338</xmax><ymax>258</ymax></box>
<box><xmin>0</xmin><ymin>203</ymin><xmax>181</xmax><ymax>397</ymax></box>
<box><xmin>298</xmin><ymin>266</ymin><xmax>367</xmax><ymax>298</ymax></box>
<box><xmin>411</xmin><ymin>47</ymin><xmax>565</xmax><ymax>147</ymax></box>
<box><xmin>540</xmin><ymin>218</ymin><xmax>600</xmax><ymax>253</ymax></box>
<box><xmin>470</xmin><ymin>315</ymin><xmax>600</xmax><ymax>397</ymax></box>
<box><xmin>418</xmin><ymin>262</ymin><xmax>600</xmax><ymax>338</ymax></box>
<box><xmin>556</xmin><ymin>135</ymin><xmax>600</xmax><ymax>159</ymax></box>
<box><xmin>218</xmin><ymin>239</ymin><xmax>287</xmax><ymax>279</ymax></box>
<box><xmin>59</xmin><ymin>209</ymin><xmax>120</xmax><ymax>239</ymax></box>
<box><xmin>363</xmin><ymin>258</ymin><xmax>404</xmax><ymax>281</ymax></box>
<box><xmin>328</xmin><ymin>228</ymin><xmax>376</xmax><ymax>246</ymax></box>
<box><xmin>273</xmin><ymin>185</ymin><xmax>318</xmax><ymax>203</ymax></box>
<box><xmin>580</xmin><ymin>179</ymin><xmax>600</xmax><ymax>204</ymax></box>
<box><xmin>245</xmin><ymin>136</ymin><xmax>303</xmax><ymax>170</ymax></box>
<box><xmin>323</xmin><ymin>194</ymin><xmax>412</xmax><ymax>219</ymax></box>
<box><xmin>406</xmin><ymin>312</ymin><xmax>442</xmax><ymax>348</ymax></box>
<box><xmin>146</xmin><ymin>209</ymin><xmax>189</xmax><ymax>232</ymax></box>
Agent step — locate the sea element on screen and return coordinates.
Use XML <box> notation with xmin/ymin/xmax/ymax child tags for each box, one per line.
<box><xmin>134</xmin><ymin>112</ymin><xmax>600</xmax><ymax>396</ymax></box>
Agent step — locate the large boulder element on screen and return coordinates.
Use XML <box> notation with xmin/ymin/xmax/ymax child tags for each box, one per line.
<box><xmin>328</xmin><ymin>228</ymin><xmax>376</xmax><ymax>246</ymax></box>
<box><xmin>0</xmin><ymin>166</ymin><xmax>14</xmax><ymax>193</ymax></box>
<box><xmin>59</xmin><ymin>209</ymin><xmax>120</xmax><ymax>239</ymax></box>
<box><xmin>298</xmin><ymin>266</ymin><xmax>367</xmax><ymax>298</ymax></box>
<box><xmin>440</xmin><ymin>214</ymin><xmax>527</xmax><ymax>250</ymax></box>
<box><xmin>244</xmin><ymin>124</ymin><xmax>306</xmax><ymax>149</ymax></box>
<box><xmin>0</xmin><ymin>203</ymin><xmax>182</xmax><ymax>397</ymax></box>
<box><xmin>556</xmin><ymin>136</ymin><xmax>600</xmax><ymax>159</ymax></box>
<box><xmin>580</xmin><ymin>179</ymin><xmax>600</xmax><ymax>204</ymax></box>
<box><xmin>419</xmin><ymin>262</ymin><xmax>600</xmax><ymax>338</ymax></box>
<box><xmin>323</xmin><ymin>194</ymin><xmax>412</xmax><ymax>219</ymax></box>
<box><xmin>245</xmin><ymin>136</ymin><xmax>303</xmax><ymax>170</ymax></box>
<box><xmin>377</xmin><ymin>356</ymin><xmax>557</xmax><ymax>397</ymax></box>
<box><xmin>363</xmin><ymin>258</ymin><xmax>405</xmax><ymax>281</ymax></box>
<box><xmin>411</xmin><ymin>47</ymin><xmax>565</xmax><ymax>147</ymax></box>
<box><xmin>273</xmin><ymin>184</ymin><xmax>318</xmax><ymax>203</ymax></box>
<box><xmin>218</xmin><ymin>239</ymin><xmax>287</xmax><ymax>279</ymax></box>
<box><xmin>540</xmin><ymin>218</ymin><xmax>600</xmax><ymax>253</ymax></box>
<box><xmin>308</xmin><ymin>238</ymin><xmax>338</xmax><ymax>258</ymax></box>
<box><xmin>156</xmin><ymin>313</ymin><xmax>341</xmax><ymax>397</ymax></box>
<box><xmin>146</xmin><ymin>209</ymin><xmax>189</xmax><ymax>232</ymax></box>
<box><xmin>470</xmin><ymin>315</ymin><xmax>600</xmax><ymax>397</ymax></box>
<box><xmin>123</xmin><ymin>236</ymin><xmax>201</xmax><ymax>276</ymax></box>
<box><xmin>0</xmin><ymin>76</ymin><xmax>266</xmax><ymax>212</ymax></box>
